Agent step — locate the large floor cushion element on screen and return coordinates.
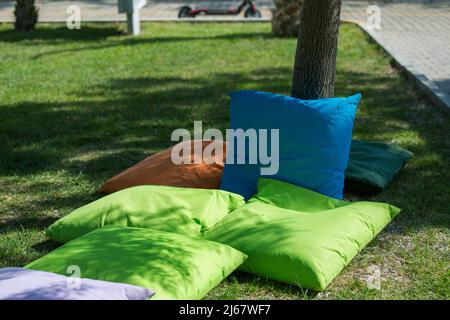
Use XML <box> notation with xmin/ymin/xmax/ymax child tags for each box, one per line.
<box><xmin>101</xmin><ymin>140</ymin><xmax>226</xmax><ymax>194</ymax></box>
<box><xmin>345</xmin><ymin>140</ymin><xmax>413</xmax><ymax>194</ymax></box>
<box><xmin>45</xmin><ymin>185</ymin><xmax>244</xmax><ymax>243</ymax></box>
<box><xmin>0</xmin><ymin>268</ymin><xmax>154</xmax><ymax>300</ymax></box>
<box><xmin>220</xmin><ymin>90</ymin><xmax>360</xmax><ymax>200</ymax></box>
<box><xmin>206</xmin><ymin>178</ymin><xmax>400</xmax><ymax>291</ymax></box>
<box><xmin>27</xmin><ymin>226</ymin><xmax>247</xmax><ymax>300</ymax></box>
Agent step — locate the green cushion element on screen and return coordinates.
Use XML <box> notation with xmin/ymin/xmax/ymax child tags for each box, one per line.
<box><xmin>45</xmin><ymin>185</ymin><xmax>245</xmax><ymax>243</ymax></box>
<box><xmin>205</xmin><ymin>178</ymin><xmax>400</xmax><ymax>291</ymax></box>
<box><xmin>26</xmin><ymin>226</ymin><xmax>247</xmax><ymax>300</ymax></box>
<box><xmin>345</xmin><ymin>140</ymin><xmax>413</xmax><ymax>194</ymax></box>
<box><xmin>250</xmin><ymin>177</ymin><xmax>350</xmax><ymax>212</ymax></box>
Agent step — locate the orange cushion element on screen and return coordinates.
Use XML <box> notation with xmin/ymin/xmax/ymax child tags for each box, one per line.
<box><xmin>100</xmin><ymin>140</ymin><xmax>226</xmax><ymax>194</ymax></box>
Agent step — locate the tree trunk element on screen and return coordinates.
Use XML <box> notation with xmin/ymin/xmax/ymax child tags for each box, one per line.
<box><xmin>291</xmin><ymin>0</ymin><xmax>342</xmax><ymax>99</ymax></box>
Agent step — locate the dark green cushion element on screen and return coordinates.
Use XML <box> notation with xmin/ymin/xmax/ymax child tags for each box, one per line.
<box><xmin>345</xmin><ymin>140</ymin><xmax>413</xmax><ymax>194</ymax></box>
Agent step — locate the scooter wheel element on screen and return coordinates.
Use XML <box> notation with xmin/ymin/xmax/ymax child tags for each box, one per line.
<box><xmin>244</xmin><ymin>8</ymin><xmax>262</xmax><ymax>18</ymax></box>
<box><xmin>178</xmin><ymin>6</ymin><xmax>193</xmax><ymax>18</ymax></box>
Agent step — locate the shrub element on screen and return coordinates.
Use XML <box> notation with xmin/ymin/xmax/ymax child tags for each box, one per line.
<box><xmin>14</xmin><ymin>0</ymin><xmax>38</xmax><ymax>32</ymax></box>
<box><xmin>271</xmin><ymin>0</ymin><xmax>303</xmax><ymax>37</ymax></box>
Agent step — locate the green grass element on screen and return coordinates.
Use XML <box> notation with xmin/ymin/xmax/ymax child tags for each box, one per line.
<box><xmin>0</xmin><ymin>22</ymin><xmax>449</xmax><ymax>300</ymax></box>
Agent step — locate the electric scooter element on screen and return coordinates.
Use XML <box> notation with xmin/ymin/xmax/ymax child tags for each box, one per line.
<box><xmin>178</xmin><ymin>0</ymin><xmax>262</xmax><ymax>18</ymax></box>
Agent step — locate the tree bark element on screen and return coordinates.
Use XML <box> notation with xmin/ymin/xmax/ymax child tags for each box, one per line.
<box><xmin>291</xmin><ymin>0</ymin><xmax>342</xmax><ymax>99</ymax></box>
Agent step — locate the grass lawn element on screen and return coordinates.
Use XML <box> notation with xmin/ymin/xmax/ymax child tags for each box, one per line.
<box><xmin>0</xmin><ymin>22</ymin><xmax>449</xmax><ymax>300</ymax></box>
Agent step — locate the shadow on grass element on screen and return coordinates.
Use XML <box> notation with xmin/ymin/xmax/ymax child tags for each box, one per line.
<box><xmin>0</xmin><ymin>25</ymin><xmax>124</xmax><ymax>43</ymax></box>
<box><xmin>217</xmin><ymin>271</ymin><xmax>319</xmax><ymax>300</ymax></box>
<box><xmin>31</xmin><ymin>240</ymin><xmax>61</xmax><ymax>254</ymax></box>
<box><xmin>29</xmin><ymin>31</ymin><xmax>275</xmax><ymax>59</ymax></box>
<box><xmin>0</xmin><ymin>67</ymin><xmax>289</xmax><ymax>176</ymax></box>
<box><xmin>0</xmin><ymin>24</ymin><xmax>275</xmax><ymax>61</ymax></box>
<box><xmin>0</xmin><ymin>216</ymin><xmax>58</xmax><ymax>233</ymax></box>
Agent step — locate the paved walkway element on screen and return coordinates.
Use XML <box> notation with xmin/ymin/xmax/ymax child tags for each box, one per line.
<box><xmin>0</xmin><ymin>0</ymin><xmax>449</xmax><ymax>111</ymax></box>
<box><xmin>342</xmin><ymin>1</ymin><xmax>450</xmax><ymax>112</ymax></box>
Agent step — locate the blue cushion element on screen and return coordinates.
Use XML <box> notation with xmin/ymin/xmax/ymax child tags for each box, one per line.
<box><xmin>220</xmin><ymin>90</ymin><xmax>360</xmax><ymax>200</ymax></box>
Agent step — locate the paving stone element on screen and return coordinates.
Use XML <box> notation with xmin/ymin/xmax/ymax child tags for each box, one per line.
<box><xmin>342</xmin><ymin>0</ymin><xmax>450</xmax><ymax>112</ymax></box>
